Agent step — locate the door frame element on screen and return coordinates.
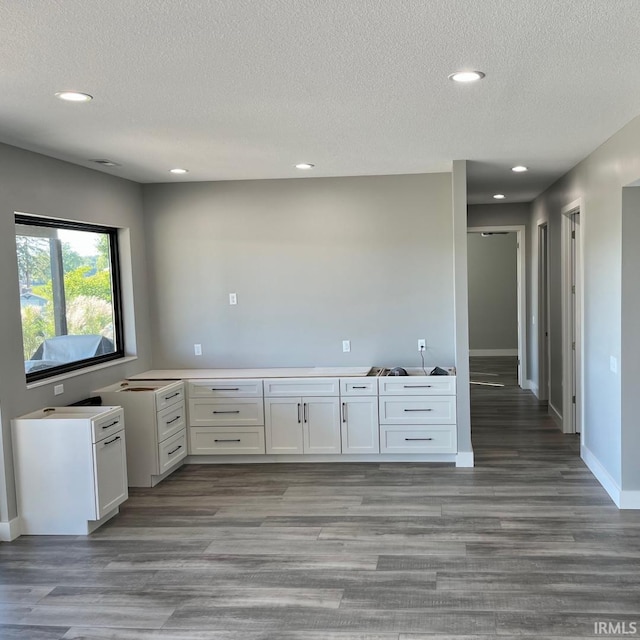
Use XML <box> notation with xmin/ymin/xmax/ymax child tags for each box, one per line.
<box><xmin>467</xmin><ymin>225</ymin><xmax>527</xmax><ymax>389</ymax></box>
<box><xmin>561</xmin><ymin>199</ymin><xmax>584</xmax><ymax>437</ymax></box>
<box><xmin>537</xmin><ymin>221</ymin><xmax>551</xmax><ymax>401</ymax></box>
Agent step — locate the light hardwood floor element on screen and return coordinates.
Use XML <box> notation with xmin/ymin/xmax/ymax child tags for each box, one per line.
<box><xmin>1</xmin><ymin>357</ymin><xmax>639</xmax><ymax>639</ymax></box>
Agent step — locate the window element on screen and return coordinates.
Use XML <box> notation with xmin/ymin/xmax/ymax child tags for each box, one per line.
<box><xmin>15</xmin><ymin>214</ymin><xmax>124</xmax><ymax>382</ymax></box>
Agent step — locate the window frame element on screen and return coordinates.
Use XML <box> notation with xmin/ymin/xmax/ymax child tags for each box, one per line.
<box><xmin>15</xmin><ymin>214</ymin><xmax>125</xmax><ymax>383</ymax></box>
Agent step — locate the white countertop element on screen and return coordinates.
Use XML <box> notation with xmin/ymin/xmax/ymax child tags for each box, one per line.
<box><xmin>128</xmin><ymin>367</ymin><xmax>373</xmax><ymax>380</ymax></box>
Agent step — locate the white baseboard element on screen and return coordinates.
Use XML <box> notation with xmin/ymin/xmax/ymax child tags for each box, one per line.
<box><xmin>581</xmin><ymin>444</ymin><xmax>621</xmax><ymax>507</ymax></box>
<box><xmin>620</xmin><ymin>491</ymin><xmax>640</xmax><ymax>509</ymax></box>
<box><xmin>549</xmin><ymin>401</ymin><xmax>563</xmax><ymax>429</ymax></box>
<box><xmin>0</xmin><ymin>517</ymin><xmax>21</xmax><ymax>542</ymax></box>
<box><xmin>526</xmin><ymin>380</ymin><xmax>539</xmax><ymax>397</ymax></box>
<box><xmin>455</xmin><ymin>451</ymin><xmax>474</xmax><ymax>467</ymax></box>
<box><xmin>469</xmin><ymin>349</ymin><xmax>518</xmax><ymax>357</ymax></box>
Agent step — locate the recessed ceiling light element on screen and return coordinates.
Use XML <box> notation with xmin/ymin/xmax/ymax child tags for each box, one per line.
<box><xmin>91</xmin><ymin>159</ymin><xmax>121</xmax><ymax>167</ymax></box>
<box><xmin>512</xmin><ymin>165</ymin><xmax>528</xmax><ymax>173</ymax></box>
<box><xmin>493</xmin><ymin>194</ymin><xmax>506</xmax><ymax>199</ymax></box>
<box><xmin>55</xmin><ymin>91</ymin><xmax>93</xmax><ymax>102</ymax></box>
<box><xmin>170</xmin><ymin>168</ymin><xmax>188</xmax><ymax>174</ymax></box>
<box><xmin>295</xmin><ymin>163</ymin><xmax>314</xmax><ymax>170</ymax></box>
<box><xmin>448</xmin><ymin>71</ymin><xmax>485</xmax><ymax>83</ymax></box>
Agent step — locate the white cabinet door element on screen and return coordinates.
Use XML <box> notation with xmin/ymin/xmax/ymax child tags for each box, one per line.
<box><xmin>341</xmin><ymin>397</ymin><xmax>379</xmax><ymax>454</ymax></box>
<box><xmin>93</xmin><ymin>431</ymin><xmax>128</xmax><ymax>520</ymax></box>
<box><xmin>265</xmin><ymin>397</ymin><xmax>303</xmax><ymax>454</ymax></box>
<box><xmin>303</xmin><ymin>397</ymin><xmax>341</xmax><ymax>454</ymax></box>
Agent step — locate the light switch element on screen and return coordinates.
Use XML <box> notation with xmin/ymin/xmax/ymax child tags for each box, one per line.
<box><xmin>53</xmin><ymin>384</ymin><xmax>64</xmax><ymax>396</ymax></box>
<box><xmin>194</xmin><ymin>343</ymin><xmax>202</xmax><ymax>356</ymax></box>
<box><xmin>229</xmin><ymin>293</ymin><xmax>237</xmax><ymax>305</ymax></box>
<box><xmin>342</xmin><ymin>340</ymin><xmax>351</xmax><ymax>353</ymax></box>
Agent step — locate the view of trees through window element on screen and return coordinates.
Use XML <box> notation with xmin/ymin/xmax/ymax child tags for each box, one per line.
<box><xmin>15</xmin><ymin>216</ymin><xmax>123</xmax><ymax>379</ymax></box>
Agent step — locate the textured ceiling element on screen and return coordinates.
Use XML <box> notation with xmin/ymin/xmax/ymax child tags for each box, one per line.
<box><xmin>1</xmin><ymin>1</ymin><xmax>640</xmax><ymax>203</ymax></box>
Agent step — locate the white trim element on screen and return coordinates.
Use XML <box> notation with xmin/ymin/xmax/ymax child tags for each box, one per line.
<box><xmin>549</xmin><ymin>401</ymin><xmax>563</xmax><ymax>429</ymax></box>
<box><xmin>581</xmin><ymin>444</ymin><xmax>621</xmax><ymax>507</ymax></box>
<box><xmin>0</xmin><ymin>517</ymin><xmax>21</xmax><ymax>542</ymax></box>
<box><xmin>469</xmin><ymin>349</ymin><xmax>517</xmax><ymax>357</ymax></box>
<box><xmin>185</xmin><ymin>453</ymin><xmax>458</xmax><ymax>464</ymax></box>
<box><xmin>527</xmin><ymin>380</ymin><xmax>538</xmax><ymax>396</ymax></box>
<box><xmin>536</xmin><ymin>220</ymin><xmax>551</xmax><ymax>402</ymax></box>
<box><xmin>455</xmin><ymin>451</ymin><xmax>474</xmax><ymax>467</ymax></box>
<box><xmin>26</xmin><ymin>356</ymin><xmax>138</xmax><ymax>389</ymax></box>
<box><xmin>560</xmin><ymin>199</ymin><xmax>584</xmax><ymax>437</ymax></box>
<box><xmin>468</xmin><ymin>225</ymin><xmax>527</xmax><ymax>390</ymax></box>
<box><xmin>620</xmin><ymin>491</ymin><xmax>640</xmax><ymax>510</ymax></box>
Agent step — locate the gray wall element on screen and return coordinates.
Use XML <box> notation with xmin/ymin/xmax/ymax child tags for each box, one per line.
<box><xmin>467</xmin><ymin>233</ymin><xmax>518</xmax><ymax>351</ymax></box>
<box><xmin>531</xmin><ymin>113</ymin><xmax>640</xmax><ymax>490</ymax></box>
<box><xmin>142</xmin><ymin>174</ymin><xmax>456</xmax><ymax>369</ymax></box>
<box><xmin>0</xmin><ymin>143</ymin><xmax>152</xmax><ymax>524</ymax></box>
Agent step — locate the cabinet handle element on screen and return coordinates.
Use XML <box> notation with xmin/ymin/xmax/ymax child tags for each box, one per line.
<box><xmin>303</xmin><ymin>402</ymin><xmax>308</xmax><ymax>423</ymax></box>
<box><xmin>167</xmin><ymin>445</ymin><xmax>183</xmax><ymax>455</ymax></box>
<box><xmin>342</xmin><ymin>402</ymin><xmax>347</xmax><ymax>423</ymax></box>
<box><xmin>297</xmin><ymin>403</ymin><xmax>301</xmax><ymax>424</ymax></box>
<box><xmin>101</xmin><ymin>420</ymin><xmax>120</xmax><ymax>429</ymax></box>
<box><xmin>403</xmin><ymin>408</ymin><xmax>433</xmax><ymax>412</ymax></box>
<box><xmin>405</xmin><ymin>437</ymin><xmax>434</xmax><ymax>441</ymax></box>
<box><xmin>166</xmin><ymin>416</ymin><xmax>181</xmax><ymax>424</ymax></box>
<box><xmin>212</xmin><ymin>410</ymin><xmax>241</xmax><ymax>414</ymax></box>
<box><xmin>352</xmin><ymin>385</ymin><xmax>367</xmax><ymax>389</ymax></box>
<box><xmin>211</xmin><ymin>387</ymin><xmax>240</xmax><ymax>391</ymax></box>
<box><xmin>214</xmin><ymin>439</ymin><xmax>241</xmax><ymax>443</ymax></box>
<box><xmin>403</xmin><ymin>385</ymin><xmax>432</xmax><ymax>388</ymax></box>
<box><xmin>164</xmin><ymin>392</ymin><xmax>180</xmax><ymax>400</ymax></box>
<box><xmin>104</xmin><ymin>436</ymin><xmax>121</xmax><ymax>445</ymax></box>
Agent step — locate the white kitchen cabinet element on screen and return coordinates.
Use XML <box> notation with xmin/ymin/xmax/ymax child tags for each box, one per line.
<box><xmin>264</xmin><ymin>392</ymin><xmax>341</xmax><ymax>454</ymax></box>
<box><xmin>341</xmin><ymin>396</ymin><xmax>379</xmax><ymax>454</ymax></box>
<box><xmin>11</xmin><ymin>406</ymin><xmax>128</xmax><ymax>535</ymax></box>
<box><xmin>93</xmin><ymin>380</ymin><xmax>186</xmax><ymax>487</ymax></box>
<box><xmin>186</xmin><ymin>379</ymin><xmax>266</xmax><ymax>455</ymax></box>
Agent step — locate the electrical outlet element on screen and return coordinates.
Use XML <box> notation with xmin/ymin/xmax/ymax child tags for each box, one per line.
<box><xmin>194</xmin><ymin>343</ymin><xmax>202</xmax><ymax>356</ymax></box>
<box><xmin>418</xmin><ymin>339</ymin><xmax>426</xmax><ymax>351</ymax></box>
<box><xmin>53</xmin><ymin>384</ymin><xmax>64</xmax><ymax>396</ymax></box>
<box><xmin>342</xmin><ymin>340</ymin><xmax>351</xmax><ymax>353</ymax></box>
<box><xmin>229</xmin><ymin>293</ymin><xmax>237</xmax><ymax>305</ymax></box>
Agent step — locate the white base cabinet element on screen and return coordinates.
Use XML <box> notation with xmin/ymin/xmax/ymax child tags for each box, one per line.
<box><xmin>93</xmin><ymin>380</ymin><xmax>187</xmax><ymax>487</ymax></box>
<box><xmin>11</xmin><ymin>406</ymin><xmax>128</xmax><ymax>535</ymax></box>
<box><xmin>341</xmin><ymin>396</ymin><xmax>379</xmax><ymax>454</ymax></box>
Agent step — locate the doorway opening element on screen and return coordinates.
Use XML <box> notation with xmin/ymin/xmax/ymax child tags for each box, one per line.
<box><xmin>467</xmin><ymin>225</ymin><xmax>527</xmax><ymax>389</ymax></box>
<box><xmin>561</xmin><ymin>201</ymin><xmax>583</xmax><ymax>436</ymax></box>
<box><xmin>537</xmin><ymin>222</ymin><xmax>551</xmax><ymax>401</ymax></box>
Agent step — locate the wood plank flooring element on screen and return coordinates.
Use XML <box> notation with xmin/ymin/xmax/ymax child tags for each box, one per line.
<box><xmin>1</xmin><ymin>357</ymin><xmax>639</xmax><ymax>639</ymax></box>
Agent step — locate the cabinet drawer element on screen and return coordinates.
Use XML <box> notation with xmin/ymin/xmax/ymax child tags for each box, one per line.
<box><xmin>188</xmin><ymin>379</ymin><xmax>263</xmax><ymax>398</ymax></box>
<box><xmin>264</xmin><ymin>378</ymin><xmax>339</xmax><ymax>397</ymax></box>
<box><xmin>189</xmin><ymin>398</ymin><xmax>265</xmax><ymax>426</ymax></box>
<box><xmin>158</xmin><ymin>429</ymin><xmax>187</xmax><ymax>473</ymax></box>
<box><xmin>189</xmin><ymin>427</ymin><xmax>265</xmax><ymax>455</ymax></box>
<box><xmin>157</xmin><ymin>401</ymin><xmax>186</xmax><ymax>442</ymax></box>
<box><xmin>340</xmin><ymin>378</ymin><xmax>377</xmax><ymax>396</ymax></box>
<box><xmin>92</xmin><ymin>408</ymin><xmax>125</xmax><ymax>443</ymax></box>
<box><xmin>378</xmin><ymin>376</ymin><xmax>456</xmax><ymax>396</ymax></box>
<box><xmin>379</xmin><ymin>425</ymin><xmax>457</xmax><ymax>454</ymax></box>
<box><xmin>379</xmin><ymin>396</ymin><xmax>456</xmax><ymax>424</ymax></box>
<box><xmin>155</xmin><ymin>382</ymin><xmax>185</xmax><ymax>412</ymax></box>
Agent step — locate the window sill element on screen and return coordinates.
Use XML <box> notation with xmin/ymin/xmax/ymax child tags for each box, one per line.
<box><xmin>26</xmin><ymin>355</ymin><xmax>138</xmax><ymax>390</ymax></box>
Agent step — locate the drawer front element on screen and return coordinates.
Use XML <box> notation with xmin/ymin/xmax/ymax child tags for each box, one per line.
<box><xmin>91</xmin><ymin>408</ymin><xmax>125</xmax><ymax>443</ymax></box>
<box><xmin>189</xmin><ymin>427</ymin><xmax>266</xmax><ymax>455</ymax></box>
<box><xmin>379</xmin><ymin>376</ymin><xmax>456</xmax><ymax>396</ymax></box>
<box><xmin>155</xmin><ymin>382</ymin><xmax>185</xmax><ymax>412</ymax></box>
<box><xmin>189</xmin><ymin>398</ymin><xmax>265</xmax><ymax>427</ymax></box>
<box><xmin>380</xmin><ymin>425</ymin><xmax>457</xmax><ymax>454</ymax></box>
<box><xmin>188</xmin><ymin>379</ymin><xmax>263</xmax><ymax>398</ymax></box>
<box><xmin>158</xmin><ymin>429</ymin><xmax>187</xmax><ymax>473</ymax></box>
<box><xmin>379</xmin><ymin>396</ymin><xmax>456</xmax><ymax>424</ymax></box>
<box><xmin>340</xmin><ymin>378</ymin><xmax>378</xmax><ymax>396</ymax></box>
<box><xmin>264</xmin><ymin>378</ymin><xmax>339</xmax><ymax>397</ymax></box>
<box><xmin>157</xmin><ymin>401</ymin><xmax>186</xmax><ymax>442</ymax></box>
